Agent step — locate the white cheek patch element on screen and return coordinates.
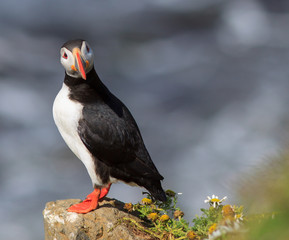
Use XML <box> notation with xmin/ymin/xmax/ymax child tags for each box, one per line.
<box><xmin>60</xmin><ymin>48</ymin><xmax>74</xmax><ymax>71</ymax></box>
<box><xmin>60</xmin><ymin>48</ymin><xmax>82</xmax><ymax>78</ymax></box>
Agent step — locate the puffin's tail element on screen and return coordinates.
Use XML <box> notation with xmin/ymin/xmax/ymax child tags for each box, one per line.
<box><xmin>146</xmin><ymin>181</ymin><xmax>167</xmax><ymax>202</ymax></box>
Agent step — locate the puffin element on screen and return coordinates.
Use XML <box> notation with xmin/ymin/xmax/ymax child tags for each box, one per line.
<box><xmin>53</xmin><ymin>39</ymin><xmax>167</xmax><ymax>213</ymax></box>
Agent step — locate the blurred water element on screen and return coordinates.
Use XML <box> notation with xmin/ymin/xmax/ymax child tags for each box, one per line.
<box><xmin>1</xmin><ymin>0</ymin><xmax>289</xmax><ymax>239</ymax></box>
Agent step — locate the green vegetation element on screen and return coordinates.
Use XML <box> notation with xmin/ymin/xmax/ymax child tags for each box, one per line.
<box><xmin>121</xmin><ymin>151</ymin><xmax>289</xmax><ymax>240</ymax></box>
<box><xmin>237</xmin><ymin>151</ymin><xmax>289</xmax><ymax>240</ymax></box>
<box><xmin>123</xmin><ymin>191</ymin><xmax>245</xmax><ymax>240</ymax></box>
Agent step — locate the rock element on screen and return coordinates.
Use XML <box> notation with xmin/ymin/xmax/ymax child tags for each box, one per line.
<box><xmin>43</xmin><ymin>198</ymin><xmax>154</xmax><ymax>240</ymax></box>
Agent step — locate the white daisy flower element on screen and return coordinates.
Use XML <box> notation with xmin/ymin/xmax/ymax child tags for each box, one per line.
<box><xmin>235</xmin><ymin>212</ymin><xmax>244</xmax><ymax>223</ymax></box>
<box><xmin>204</xmin><ymin>194</ymin><xmax>227</xmax><ymax>208</ymax></box>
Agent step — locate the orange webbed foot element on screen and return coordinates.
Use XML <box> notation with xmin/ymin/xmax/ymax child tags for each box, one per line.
<box><xmin>67</xmin><ymin>188</ymin><xmax>101</xmax><ymax>214</ymax></box>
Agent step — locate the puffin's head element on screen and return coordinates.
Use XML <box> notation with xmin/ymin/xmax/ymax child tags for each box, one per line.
<box><xmin>60</xmin><ymin>39</ymin><xmax>94</xmax><ymax>80</ymax></box>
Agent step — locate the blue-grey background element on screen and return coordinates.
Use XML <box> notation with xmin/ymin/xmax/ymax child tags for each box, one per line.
<box><xmin>1</xmin><ymin>0</ymin><xmax>289</xmax><ymax>239</ymax></box>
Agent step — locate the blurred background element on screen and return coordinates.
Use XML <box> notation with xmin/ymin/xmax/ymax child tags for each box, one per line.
<box><xmin>1</xmin><ymin>0</ymin><xmax>289</xmax><ymax>239</ymax></box>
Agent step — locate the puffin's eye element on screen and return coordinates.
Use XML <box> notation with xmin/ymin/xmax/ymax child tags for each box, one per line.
<box><xmin>86</xmin><ymin>45</ymin><xmax>90</xmax><ymax>52</ymax></box>
<box><xmin>63</xmin><ymin>52</ymin><xmax>68</xmax><ymax>59</ymax></box>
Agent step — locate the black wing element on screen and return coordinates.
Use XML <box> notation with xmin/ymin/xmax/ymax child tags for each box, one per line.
<box><xmin>77</xmin><ymin>96</ymin><xmax>164</xmax><ymax>182</ymax></box>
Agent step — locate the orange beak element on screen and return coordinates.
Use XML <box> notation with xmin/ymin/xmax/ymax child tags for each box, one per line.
<box><xmin>72</xmin><ymin>48</ymin><xmax>86</xmax><ymax>80</ymax></box>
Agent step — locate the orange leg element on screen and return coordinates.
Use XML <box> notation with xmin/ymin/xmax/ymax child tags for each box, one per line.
<box><xmin>67</xmin><ymin>188</ymin><xmax>101</xmax><ymax>214</ymax></box>
<box><xmin>99</xmin><ymin>183</ymin><xmax>111</xmax><ymax>199</ymax></box>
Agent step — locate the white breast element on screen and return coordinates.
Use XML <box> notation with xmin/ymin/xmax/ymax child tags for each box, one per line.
<box><xmin>52</xmin><ymin>83</ymin><xmax>102</xmax><ymax>187</ymax></box>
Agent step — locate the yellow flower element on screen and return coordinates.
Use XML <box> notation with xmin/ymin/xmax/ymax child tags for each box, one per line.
<box><xmin>123</xmin><ymin>203</ymin><xmax>133</xmax><ymax>212</ymax></box>
<box><xmin>147</xmin><ymin>212</ymin><xmax>158</xmax><ymax>221</ymax></box>
<box><xmin>174</xmin><ymin>210</ymin><xmax>184</xmax><ymax>219</ymax></box>
<box><xmin>208</xmin><ymin>223</ymin><xmax>218</xmax><ymax>234</ymax></box>
<box><xmin>222</xmin><ymin>205</ymin><xmax>235</xmax><ymax>220</ymax></box>
<box><xmin>159</xmin><ymin>214</ymin><xmax>170</xmax><ymax>222</ymax></box>
<box><xmin>187</xmin><ymin>231</ymin><xmax>197</xmax><ymax>240</ymax></box>
<box><xmin>142</xmin><ymin>197</ymin><xmax>152</xmax><ymax>205</ymax></box>
<box><xmin>235</xmin><ymin>213</ymin><xmax>244</xmax><ymax>222</ymax></box>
